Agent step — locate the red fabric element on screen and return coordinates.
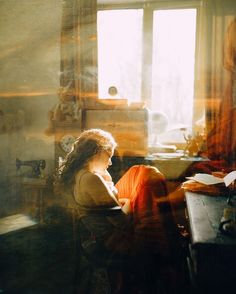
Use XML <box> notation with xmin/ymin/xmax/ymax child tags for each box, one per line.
<box><xmin>115</xmin><ymin>164</ymin><xmax>168</xmax><ymax>222</ymax></box>
<box><xmin>115</xmin><ymin>165</ymin><xmax>176</xmax><ymax>256</ymax></box>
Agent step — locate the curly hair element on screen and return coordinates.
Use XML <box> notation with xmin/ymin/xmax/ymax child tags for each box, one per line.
<box><xmin>57</xmin><ymin>129</ymin><xmax>117</xmax><ymax>186</ymax></box>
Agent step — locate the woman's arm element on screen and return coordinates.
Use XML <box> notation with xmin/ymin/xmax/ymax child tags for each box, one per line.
<box><xmin>78</xmin><ymin>170</ymin><xmax>132</xmax><ymax>215</ymax></box>
<box><xmin>97</xmin><ymin>170</ymin><xmax>132</xmax><ymax>214</ymax></box>
<box><xmin>78</xmin><ymin>171</ymin><xmax>119</xmax><ymax>206</ymax></box>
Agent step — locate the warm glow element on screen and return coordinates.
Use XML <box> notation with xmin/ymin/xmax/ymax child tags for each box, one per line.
<box><xmin>0</xmin><ymin>91</ymin><xmax>56</xmax><ymax>97</ymax></box>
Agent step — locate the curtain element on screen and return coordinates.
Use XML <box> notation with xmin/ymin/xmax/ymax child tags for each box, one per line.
<box><xmin>202</xmin><ymin>0</ymin><xmax>236</xmax><ymax>165</ymax></box>
<box><xmin>60</xmin><ymin>0</ymin><xmax>98</xmax><ymax>104</ymax></box>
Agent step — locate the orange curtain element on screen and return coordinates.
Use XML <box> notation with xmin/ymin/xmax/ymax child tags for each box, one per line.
<box><xmin>60</xmin><ymin>0</ymin><xmax>98</xmax><ymax>101</ymax></box>
<box><xmin>202</xmin><ymin>1</ymin><xmax>236</xmax><ymax>165</ymax></box>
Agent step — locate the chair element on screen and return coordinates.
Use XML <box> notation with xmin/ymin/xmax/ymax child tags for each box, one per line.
<box><xmin>73</xmin><ymin>211</ymin><xmax>131</xmax><ymax>294</ymax></box>
<box><xmin>74</xmin><ymin>217</ymin><xmax>164</xmax><ymax>294</ymax></box>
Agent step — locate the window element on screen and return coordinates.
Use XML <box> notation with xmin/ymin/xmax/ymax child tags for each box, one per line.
<box><xmin>151</xmin><ymin>9</ymin><xmax>197</xmax><ymax>142</ymax></box>
<box><xmin>97</xmin><ymin>9</ymin><xmax>143</xmax><ymax>102</ymax></box>
<box><xmin>97</xmin><ymin>5</ymin><xmax>197</xmax><ymax>144</ymax></box>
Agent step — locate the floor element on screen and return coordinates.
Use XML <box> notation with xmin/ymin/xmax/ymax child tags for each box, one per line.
<box><xmin>0</xmin><ymin>206</ymin><xmax>77</xmax><ymax>294</ymax></box>
<box><xmin>0</xmin><ymin>208</ymin><xmax>192</xmax><ymax>294</ymax></box>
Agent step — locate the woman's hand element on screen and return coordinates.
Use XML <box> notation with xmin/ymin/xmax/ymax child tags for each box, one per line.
<box><xmin>98</xmin><ymin>169</ymin><xmax>118</xmax><ymax>196</ymax></box>
<box><xmin>118</xmin><ymin>198</ymin><xmax>132</xmax><ymax>215</ymax></box>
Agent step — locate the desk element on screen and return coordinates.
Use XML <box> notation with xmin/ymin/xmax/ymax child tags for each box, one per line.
<box><xmin>185</xmin><ymin>192</ymin><xmax>236</xmax><ymax>292</ymax></box>
<box><xmin>20</xmin><ymin>178</ymin><xmax>48</xmax><ymax>224</ymax></box>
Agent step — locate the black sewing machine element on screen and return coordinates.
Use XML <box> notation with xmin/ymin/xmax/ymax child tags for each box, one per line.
<box><xmin>16</xmin><ymin>158</ymin><xmax>46</xmax><ymax>178</ymax></box>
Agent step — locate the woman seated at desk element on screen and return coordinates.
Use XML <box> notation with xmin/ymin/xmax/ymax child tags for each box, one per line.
<box><xmin>57</xmin><ymin>128</ymin><xmax>185</xmax><ymax>292</ymax></box>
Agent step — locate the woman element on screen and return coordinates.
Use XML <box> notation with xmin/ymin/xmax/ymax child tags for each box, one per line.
<box><xmin>58</xmin><ymin>129</ymin><xmax>185</xmax><ymax>293</ymax></box>
<box><xmin>58</xmin><ymin>128</ymin><xmax>135</xmax><ymax>254</ymax></box>
<box><xmin>58</xmin><ymin>128</ymin><xmax>174</xmax><ymax>254</ymax></box>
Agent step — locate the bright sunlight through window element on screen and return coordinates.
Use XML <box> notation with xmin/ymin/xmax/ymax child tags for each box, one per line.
<box><xmin>97</xmin><ymin>8</ymin><xmax>197</xmax><ymax>143</ymax></box>
<box><xmin>151</xmin><ymin>9</ymin><xmax>197</xmax><ymax>142</ymax></box>
<box><xmin>97</xmin><ymin>10</ymin><xmax>143</xmax><ymax>101</ymax></box>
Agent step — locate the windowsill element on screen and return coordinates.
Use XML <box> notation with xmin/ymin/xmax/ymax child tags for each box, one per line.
<box><xmin>145</xmin><ymin>155</ymin><xmax>209</xmax><ymax>180</ymax></box>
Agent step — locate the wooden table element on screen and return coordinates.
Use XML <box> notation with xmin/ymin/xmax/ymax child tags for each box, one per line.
<box><xmin>21</xmin><ymin>178</ymin><xmax>48</xmax><ymax>224</ymax></box>
<box><xmin>185</xmin><ymin>192</ymin><xmax>236</xmax><ymax>292</ymax></box>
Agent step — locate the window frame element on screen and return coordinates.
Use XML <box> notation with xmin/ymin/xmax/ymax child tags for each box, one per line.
<box><xmin>97</xmin><ymin>1</ymin><xmax>203</xmax><ymax>143</ymax></box>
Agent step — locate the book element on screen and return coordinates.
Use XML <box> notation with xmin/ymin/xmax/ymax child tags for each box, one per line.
<box><xmin>186</xmin><ymin>171</ymin><xmax>236</xmax><ymax>187</ymax></box>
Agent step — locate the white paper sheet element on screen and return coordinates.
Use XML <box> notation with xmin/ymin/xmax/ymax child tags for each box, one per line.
<box><xmin>187</xmin><ymin>173</ymin><xmax>224</xmax><ymax>185</ymax></box>
<box><xmin>186</xmin><ymin>171</ymin><xmax>236</xmax><ymax>186</ymax></box>
<box><xmin>223</xmin><ymin>170</ymin><xmax>236</xmax><ymax>187</ymax></box>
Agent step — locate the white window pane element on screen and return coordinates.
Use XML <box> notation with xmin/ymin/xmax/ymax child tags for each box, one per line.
<box><xmin>97</xmin><ymin>10</ymin><xmax>143</xmax><ymax>102</ymax></box>
<box><xmin>152</xmin><ymin>9</ymin><xmax>196</xmax><ymax>142</ymax></box>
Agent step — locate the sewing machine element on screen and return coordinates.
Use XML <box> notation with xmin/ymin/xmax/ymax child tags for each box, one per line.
<box><xmin>16</xmin><ymin>158</ymin><xmax>46</xmax><ymax>178</ymax></box>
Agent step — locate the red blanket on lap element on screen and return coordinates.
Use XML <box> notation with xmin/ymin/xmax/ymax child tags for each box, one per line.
<box><xmin>115</xmin><ymin>164</ymin><xmax>168</xmax><ymax>221</ymax></box>
<box><xmin>115</xmin><ymin>165</ymin><xmax>178</xmax><ymax>256</ymax></box>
